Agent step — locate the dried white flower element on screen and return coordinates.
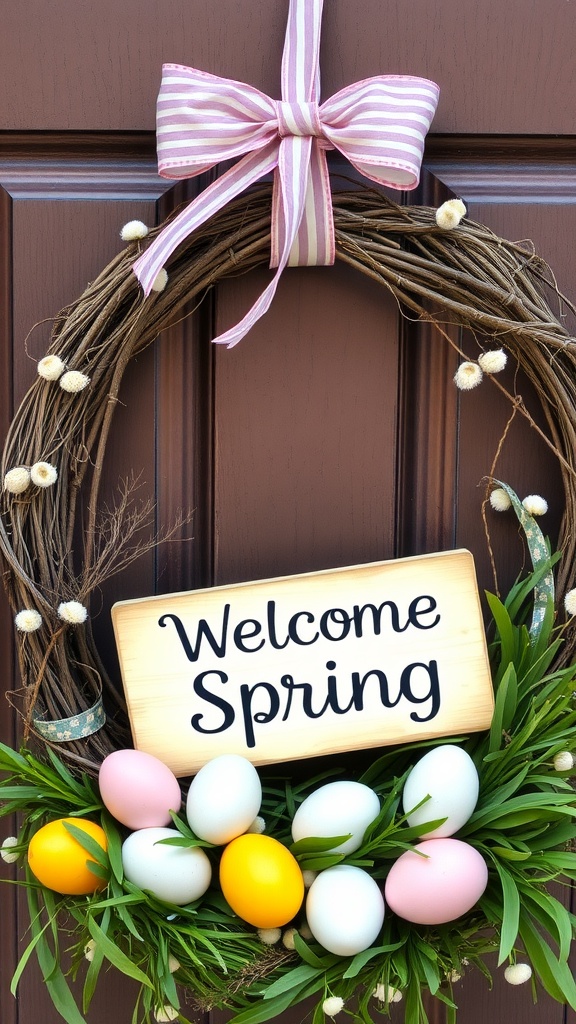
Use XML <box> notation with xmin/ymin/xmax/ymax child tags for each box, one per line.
<box><xmin>38</xmin><ymin>354</ymin><xmax>66</xmax><ymax>381</ymax></box>
<box><xmin>151</xmin><ymin>268</ymin><xmax>169</xmax><ymax>293</ymax></box>
<box><xmin>322</xmin><ymin>997</ymin><xmax>345</xmax><ymax>1017</ymax></box>
<box><xmin>446</xmin><ymin>970</ymin><xmax>462</xmax><ymax>983</ymax></box>
<box><xmin>30</xmin><ymin>462</ymin><xmax>58</xmax><ymax>488</ymax></box>
<box><xmin>154</xmin><ymin>1006</ymin><xmax>179</xmax><ymax>1023</ymax></box>
<box><xmin>489</xmin><ymin>487</ymin><xmax>512</xmax><ymax>512</ymax></box>
<box><xmin>504</xmin><ymin>963</ymin><xmax>532</xmax><ymax>985</ymax></box>
<box><xmin>58</xmin><ymin>600</ymin><xmax>88</xmax><ymax>625</ymax></box>
<box><xmin>454</xmin><ymin>362</ymin><xmax>483</xmax><ymax>391</ymax></box>
<box><xmin>120</xmin><ymin>220</ymin><xmax>149</xmax><ymax>241</ymax></box>
<box><xmin>372</xmin><ymin>984</ymin><xmax>402</xmax><ymax>1003</ymax></box>
<box><xmin>302</xmin><ymin>869</ymin><xmax>318</xmax><ymax>888</ymax></box>
<box><xmin>282</xmin><ymin>927</ymin><xmax>298</xmax><ymax>950</ymax></box>
<box><xmin>247</xmin><ymin>815</ymin><xmax>266</xmax><ymax>834</ymax></box>
<box><xmin>167</xmin><ymin>955</ymin><xmax>181</xmax><ymax>973</ymax></box>
<box><xmin>84</xmin><ymin>939</ymin><xmax>96</xmax><ymax>962</ymax></box>
<box><xmin>4</xmin><ymin>466</ymin><xmax>31</xmax><ymax>494</ymax></box>
<box><xmin>435</xmin><ymin>198</ymin><xmax>467</xmax><ymax>229</ymax></box>
<box><xmin>553</xmin><ymin>751</ymin><xmax>574</xmax><ymax>772</ymax></box>
<box><xmin>478</xmin><ymin>349</ymin><xmax>508</xmax><ymax>374</ymax></box>
<box><xmin>564</xmin><ymin>589</ymin><xmax>576</xmax><ymax>617</ymax></box>
<box><xmin>15</xmin><ymin>609</ymin><xmax>43</xmax><ymax>633</ymax></box>
<box><xmin>299</xmin><ymin>921</ymin><xmax>313</xmax><ymax>941</ymax></box>
<box><xmin>1</xmin><ymin>837</ymin><xmax>20</xmax><ymax>864</ymax></box>
<box><xmin>522</xmin><ymin>494</ymin><xmax>548</xmax><ymax>516</ymax></box>
<box><xmin>257</xmin><ymin>927</ymin><xmax>282</xmax><ymax>945</ymax></box>
<box><xmin>60</xmin><ymin>370</ymin><xmax>90</xmax><ymax>394</ymax></box>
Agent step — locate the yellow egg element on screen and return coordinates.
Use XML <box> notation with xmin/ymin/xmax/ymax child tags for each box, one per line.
<box><xmin>219</xmin><ymin>834</ymin><xmax>304</xmax><ymax>927</ymax></box>
<box><xmin>28</xmin><ymin>817</ymin><xmax>108</xmax><ymax>895</ymax></box>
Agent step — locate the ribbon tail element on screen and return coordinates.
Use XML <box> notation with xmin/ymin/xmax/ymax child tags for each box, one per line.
<box><xmin>213</xmin><ymin>135</ymin><xmax>313</xmax><ymax>347</ymax></box>
<box><xmin>133</xmin><ymin>144</ymin><xmax>279</xmax><ymax>295</ymax></box>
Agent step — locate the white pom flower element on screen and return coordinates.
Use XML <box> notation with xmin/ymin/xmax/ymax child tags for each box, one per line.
<box><xmin>553</xmin><ymin>751</ymin><xmax>574</xmax><ymax>772</ymax></box>
<box><xmin>489</xmin><ymin>487</ymin><xmax>512</xmax><ymax>512</ymax></box>
<box><xmin>299</xmin><ymin>921</ymin><xmax>313</xmax><ymax>941</ymax></box>
<box><xmin>478</xmin><ymin>349</ymin><xmax>508</xmax><ymax>374</ymax></box>
<box><xmin>167</xmin><ymin>955</ymin><xmax>181</xmax><ymax>973</ymax></box>
<box><xmin>247</xmin><ymin>815</ymin><xmax>266</xmax><ymax>834</ymax></box>
<box><xmin>30</xmin><ymin>462</ymin><xmax>58</xmax><ymax>488</ymax></box>
<box><xmin>564</xmin><ymin>589</ymin><xmax>576</xmax><ymax>617</ymax></box>
<box><xmin>84</xmin><ymin>939</ymin><xmax>96</xmax><ymax>962</ymax></box>
<box><xmin>154</xmin><ymin>1006</ymin><xmax>179</xmax><ymax>1023</ymax></box>
<box><xmin>120</xmin><ymin>220</ymin><xmax>149</xmax><ymax>241</ymax></box>
<box><xmin>1</xmin><ymin>837</ymin><xmax>20</xmax><ymax>864</ymax></box>
<box><xmin>38</xmin><ymin>355</ymin><xmax>66</xmax><ymax>381</ymax></box>
<box><xmin>454</xmin><ymin>361</ymin><xmax>483</xmax><ymax>391</ymax></box>
<box><xmin>522</xmin><ymin>494</ymin><xmax>548</xmax><ymax>516</ymax></box>
<box><xmin>4</xmin><ymin>466</ymin><xmax>31</xmax><ymax>494</ymax></box>
<box><xmin>372</xmin><ymin>984</ymin><xmax>402</xmax><ymax>1003</ymax></box>
<box><xmin>282</xmin><ymin>927</ymin><xmax>298</xmax><ymax>950</ymax></box>
<box><xmin>58</xmin><ymin>600</ymin><xmax>88</xmax><ymax>625</ymax></box>
<box><xmin>322</xmin><ymin>997</ymin><xmax>345</xmax><ymax>1017</ymax></box>
<box><xmin>258</xmin><ymin>927</ymin><xmax>282</xmax><ymax>945</ymax></box>
<box><xmin>504</xmin><ymin>963</ymin><xmax>533</xmax><ymax>986</ymax></box>
<box><xmin>60</xmin><ymin>370</ymin><xmax>90</xmax><ymax>394</ymax></box>
<box><xmin>15</xmin><ymin>609</ymin><xmax>43</xmax><ymax>633</ymax></box>
<box><xmin>302</xmin><ymin>869</ymin><xmax>318</xmax><ymax>888</ymax></box>
<box><xmin>151</xmin><ymin>268</ymin><xmax>169</xmax><ymax>293</ymax></box>
<box><xmin>436</xmin><ymin>198</ymin><xmax>467</xmax><ymax>229</ymax></box>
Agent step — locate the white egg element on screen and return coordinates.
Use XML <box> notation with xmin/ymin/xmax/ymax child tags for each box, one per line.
<box><xmin>122</xmin><ymin>827</ymin><xmax>212</xmax><ymax>905</ymax></box>
<box><xmin>402</xmin><ymin>744</ymin><xmax>479</xmax><ymax>838</ymax></box>
<box><xmin>186</xmin><ymin>754</ymin><xmax>262</xmax><ymax>845</ymax></box>
<box><xmin>306</xmin><ymin>865</ymin><xmax>385</xmax><ymax>955</ymax></box>
<box><xmin>291</xmin><ymin>780</ymin><xmax>380</xmax><ymax>854</ymax></box>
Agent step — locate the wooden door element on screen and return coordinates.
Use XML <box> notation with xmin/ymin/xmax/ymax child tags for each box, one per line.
<box><xmin>1</xmin><ymin>2</ymin><xmax>576</xmax><ymax>1023</ymax></box>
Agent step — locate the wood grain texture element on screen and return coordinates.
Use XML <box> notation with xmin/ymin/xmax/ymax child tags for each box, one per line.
<box><xmin>2</xmin><ymin>0</ymin><xmax>575</xmax><ymax>133</ymax></box>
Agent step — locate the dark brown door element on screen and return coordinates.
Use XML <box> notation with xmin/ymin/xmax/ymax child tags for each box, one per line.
<box><xmin>1</xmin><ymin>2</ymin><xmax>576</xmax><ymax>1023</ymax></box>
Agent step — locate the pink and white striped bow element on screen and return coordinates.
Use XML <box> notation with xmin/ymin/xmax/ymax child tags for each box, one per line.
<box><xmin>134</xmin><ymin>0</ymin><xmax>439</xmax><ymax>348</ymax></box>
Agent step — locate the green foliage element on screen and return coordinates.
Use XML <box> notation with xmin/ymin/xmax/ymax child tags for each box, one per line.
<box><xmin>1</xmin><ymin>549</ymin><xmax>576</xmax><ymax>1024</ymax></box>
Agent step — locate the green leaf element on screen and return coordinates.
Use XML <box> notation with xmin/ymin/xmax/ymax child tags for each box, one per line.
<box><xmin>488</xmin><ymin>663</ymin><xmax>518</xmax><ymax>753</ymax></box>
<box><xmin>87</xmin><ymin>917</ymin><xmax>154</xmax><ymax>989</ymax></box>
<box><xmin>289</xmin><ymin>834</ymin><xmax>352</xmax><ymax>856</ymax></box>
<box><xmin>519</xmin><ymin>912</ymin><xmax>576</xmax><ymax>1008</ymax></box>
<box><xmin>63</xmin><ymin>821</ymin><xmax>109</xmax><ymax>868</ymax></box>
<box><xmin>491</xmin><ymin>860</ymin><xmax>520</xmax><ymax>964</ymax></box>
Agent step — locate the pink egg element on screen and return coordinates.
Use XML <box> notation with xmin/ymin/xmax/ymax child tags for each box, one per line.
<box><xmin>384</xmin><ymin>838</ymin><xmax>488</xmax><ymax>924</ymax></box>
<box><xmin>99</xmin><ymin>749</ymin><xmax>182</xmax><ymax>829</ymax></box>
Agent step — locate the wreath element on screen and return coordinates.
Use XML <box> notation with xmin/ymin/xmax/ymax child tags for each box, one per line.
<box><xmin>1</xmin><ymin>185</ymin><xmax>576</xmax><ymax>1024</ymax></box>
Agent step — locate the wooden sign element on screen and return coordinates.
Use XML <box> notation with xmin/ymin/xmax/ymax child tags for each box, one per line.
<box><xmin>112</xmin><ymin>550</ymin><xmax>494</xmax><ymax>776</ymax></box>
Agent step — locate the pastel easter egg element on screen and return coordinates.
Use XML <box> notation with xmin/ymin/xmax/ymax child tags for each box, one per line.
<box><xmin>186</xmin><ymin>754</ymin><xmax>262</xmax><ymax>845</ymax></box>
<box><xmin>122</xmin><ymin>827</ymin><xmax>212</xmax><ymax>905</ymax></box>
<box><xmin>220</xmin><ymin>833</ymin><xmax>304</xmax><ymax>928</ymax></box>
<box><xmin>99</xmin><ymin>749</ymin><xmax>182</xmax><ymax>830</ymax></box>
<box><xmin>384</xmin><ymin>838</ymin><xmax>488</xmax><ymax>924</ymax></box>
<box><xmin>306</xmin><ymin>864</ymin><xmax>385</xmax><ymax>955</ymax></box>
<box><xmin>291</xmin><ymin>780</ymin><xmax>380</xmax><ymax>855</ymax></box>
<box><xmin>402</xmin><ymin>745</ymin><xmax>479</xmax><ymax>838</ymax></box>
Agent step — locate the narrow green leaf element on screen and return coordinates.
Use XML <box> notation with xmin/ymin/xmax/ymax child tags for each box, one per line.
<box><xmin>492</xmin><ymin>860</ymin><xmax>520</xmax><ymax>964</ymax></box>
<box><xmin>87</xmin><ymin>917</ymin><xmax>154</xmax><ymax>989</ymax></box>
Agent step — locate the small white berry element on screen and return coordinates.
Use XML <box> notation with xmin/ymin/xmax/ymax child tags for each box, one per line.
<box><xmin>258</xmin><ymin>928</ymin><xmax>282</xmax><ymax>945</ymax></box>
<box><xmin>282</xmin><ymin>927</ymin><xmax>298</xmax><ymax>950</ymax></box>
<box><xmin>564</xmin><ymin>589</ymin><xmax>576</xmax><ymax>617</ymax></box>
<box><xmin>302</xmin><ymin>870</ymin><xmax>318</xmax><ymax>888</ymax></box>
<box><xmin>247</xmin><ymin>816</ymin><xmax>266</xmax><ymax>834</ymax></box>
<box><xmin>58</xmin><ymin>600</ymin><xmax>88</xmax><ymax>625</ymax></box>
<box><xmin>15</xmin><ymin>609</ymin><xmax>43</xmax><ymax>633</ymax></box>
<box><xmin>436</xmin><ymin>198</ymin><xmax>466</xmax><ymax>229</ymax></box>
<box><xmin>489</xmin><ymin>487</ymin><xmax>512</xmax><ymax>512</ymax></box>
<box><xmin>120</xmin><ymin>220</ymin><xmax>149</xmax><ymax>241</ymax></box>
<box><xmin>322</xmin><ymin>997</ymin><xmax>345</xmax><ymax>1017</ymax></box>
<box><xmin>151</xmin><ymin>268</ymin><xmax>169</xmax><ymax>293</ymax></box>
<box><xmin>504</xmin><ymin>963</ymin><xmax>532</xmax><ymax>985</ymax></box>
<box><xmin>60</xmin><ymin>370</ymin><xmax>90</xmax><ymax>394</ymax></box>
<box><xmin>1</xmin><ymin>837</ymin><xmax>20</xmax><ymax>864</ymax></box>
<box><xmin>454</xmin><ymin>362</ymin><xmax>483</xmax><ymax>391</ymax></box>
<box><xmin>553</xmin><ymin>751</ymin><xmax>574</xmax><ymax>772</ymax></box>
<box><xmin>478</xmin><ymin>349</ymin><xmax>508</xmax><ymax>374</ymax></box>
<box><xmin>38</xmin><ymin>355</ymin><xmax>66</xmax><ymax>381</ymax></box>
<box><xmin>30</xmin><ymin>462</ymin><xmax>58</xmax><ymax>488</ymax></box>
<box><xmin>522</xmin><ymin>494</ymin><xmax>548</xmax><ymax>516</ymax></box>
<box><xmin>4</xmin><ymin>467</ymin><xmax>31</xmax><ymax>494</ymax></box>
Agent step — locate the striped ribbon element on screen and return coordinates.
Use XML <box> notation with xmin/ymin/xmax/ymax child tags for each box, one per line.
<box><xmin>134</xmin><ymin>0</ymin><xmax>439</xmax><ymax>347</ymax></box>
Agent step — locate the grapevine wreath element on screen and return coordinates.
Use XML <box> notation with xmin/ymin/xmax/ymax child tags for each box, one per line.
<box><xmin>3</xmin><ymin>3</ymin><xmax>576</xmax><ymax>1023</ymax></box>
